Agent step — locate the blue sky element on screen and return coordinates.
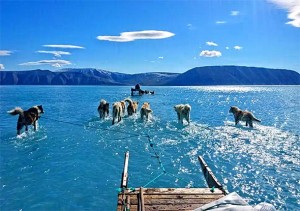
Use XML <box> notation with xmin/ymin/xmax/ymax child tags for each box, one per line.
<box><xmin>0</xmin><ymin>0</ymin><xmax>299</xmax><ymax>73</ymax></box>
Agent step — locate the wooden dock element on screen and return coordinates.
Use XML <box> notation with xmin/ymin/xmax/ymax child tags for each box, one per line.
<box><xmin>117</xmin><ymin>152</ymin><xmax>227</xmax><ymax>211</ymax></box>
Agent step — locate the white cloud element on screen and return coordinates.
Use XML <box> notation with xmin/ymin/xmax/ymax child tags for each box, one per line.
<box><xmin>0</xmin><ymin>64</ymin><xmax>4</xmax><ymax>69</ymax></box>
<box><xmin>187</xmin><ymin>23</ymin><xmax>196</xmax><ymax>30</ymax></box>
<box><xmin>231</xmin><ymin>11</ymin><xmax>240</xmax><ymax>16</ymax></box>
<box><xmin>0</xmin><ymin>50</ymin><xmax>13</xmax><ymax>56</ymax></box>
<box><xmin>19</xmin><ymin>59</ymin><xmax>71</xmax><ymax>67</ymax></box>
<box><xmin>43</xmin><ymin>44</ymin><xmax>85</xmax><ymax>49</ymax></box>
<box><xmin>226</xmin><ymin>46</ymin><xmax>230</xmax><ymax>50</ymax></box>
<box><xmin>269</xmin><ymin>0</ymin><xmax>300</xmax><ymax>27</ymax></box>
<box><xmin>216</xmin><ymin>21</ymin><xmax>227</xmax><ymax>24</ymax></box>
<box><xmin>158</xmin><ymin>56</ymin><xmax>164</xmax><ymax>59</ymax></box>
<box><xmin>97</xmin><ymin>30</ymin><xmax>175</xmax><ymax>42</ymax></box>
<box><xmin>206</xmin><ymin>41</ymin><xmax>218</xmax><ymax>46</ymax></box>
<box><xmin>37</xmin><ymin>50</ymin><xmax>71</xmax><ymax>57</ymax></box>
<box><xmin>234</xmin><ymin>46</ymin><xmax>243</xmax><ymax>50</ymax></box>
<box><xmin>200</xmin><ymin>50</ymin><xmax>222</xmax><ymax>57</ymax></box>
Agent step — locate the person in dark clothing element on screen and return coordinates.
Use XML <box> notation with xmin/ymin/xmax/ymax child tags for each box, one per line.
<box><xmin>135</xmin><ymin>84</ymin><xmax>141</xmax><ymax>90</ymax></box>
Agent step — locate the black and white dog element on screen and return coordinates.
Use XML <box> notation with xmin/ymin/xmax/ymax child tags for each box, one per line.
<box><xmin>98</xmin><ymin>99</ymin><xmax>109</xmax><ymax>119</ymax></box>
<box><xmin>8</xmin><ymin>105</ymin><xmax>44</xmax><ymax>135</ymax></box>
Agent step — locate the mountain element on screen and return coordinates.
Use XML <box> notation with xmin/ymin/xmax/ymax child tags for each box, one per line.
<box><xmin>166</xmin><ymin>66</ymin><xmax>300</xmax><ymax>85</ymax></box>
<box><xmin>57</xmin><ymin>68</ymin><xmax>179</xmax><ymax>85</ymax></box>
<box><xmin>0</xmin><ymin>66</ymin><xmax>299</xmax><ymax>85</ymax></box>
<box><xmin>0</xmin><ymin>68</ymin><xmax>178</xmax><ymax>85</ymax></box>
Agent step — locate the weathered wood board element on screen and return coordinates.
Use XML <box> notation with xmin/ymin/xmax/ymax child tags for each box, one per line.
<box><xmin>117</xmin><ymin>188</ymin><xmax>225</xmax><ymax>211</ymax></box>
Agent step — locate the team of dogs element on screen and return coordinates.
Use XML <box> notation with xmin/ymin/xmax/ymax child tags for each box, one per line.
<box><xmin>8</xmin><ymin>101</ymin><xmax>261</xmax><ymax>135</ymax></box>
<box><xmin>98</xmin><ymin>98</ymin><xmax>153</xmax><ymax>125</ymax></box>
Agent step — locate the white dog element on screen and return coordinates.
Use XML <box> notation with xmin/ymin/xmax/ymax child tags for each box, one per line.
<box><xmin>174</xmin><ymin>104</ymin><xmax>191</xmax><ymax>124</ymax></box>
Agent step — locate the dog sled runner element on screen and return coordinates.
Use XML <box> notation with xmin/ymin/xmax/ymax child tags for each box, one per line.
<box><xmin>116</xmin><ymin>152</ymin><xmax>226</xmax><ymax>210</ymax></box>
<box><xmin>116</xmin><ymin>152</ymin><xmax>276</xmax><ymax>211</ymax></box>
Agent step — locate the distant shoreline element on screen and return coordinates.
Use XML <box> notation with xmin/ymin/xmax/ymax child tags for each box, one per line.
<box><xmin>1</xmin><ymin>65</ymin><xmax>299</xmax><ymax>85</ymax></box>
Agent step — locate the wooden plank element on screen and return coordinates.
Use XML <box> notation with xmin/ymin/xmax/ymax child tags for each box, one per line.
<box><xmin>121</xmin><ymin>151</ymin><xmax>129</xmax><ymax>188</ymax></box>
<box><xmin>117</xmin><ymin>193</ymin><xmax>138</xmax><ymax>204</ymax></box>
<box><xmin>119</xmin><ymin>204</ymin><xmax>206</xmax><ymax>211</ymax></box>
<box><xmin>116</xmin><ymin>195</ymin><xmax>131</xmax><ymax>211</ymax></box>
<box><xmin>143</xmin><ymin>194</ymin><xmax>224</xmax><ymax>199</ymax></box>
<box><xmin>118</xmin><ymin>194</ymin><xmax>222</xmax><ymax>205</ymax></box>
<box><xmin>118</xmin><ymin>193</ymin><xmax>129</xmax><ymax>211</ymax></box>
<box><xmin>117</xmin><ymin>205</ymin><xmax>122</xmax><ymax>211</ymax></box>
<box><xmin>117</xmin><ymin>194</ymin><xmax>123</xmax><ymax>211</ymax></box>
<box><xmin>138</xmin><ymin>187</ymin><xmax>145</xmax><ymax>211</ymax></box>
<box><xmin>117</xmin><ymin>204</ymin><xmax>136</xmax><ymax>211</ymax></box>
<box><xmin>144</xmin><ymin>204</ymin><xmax>203</xmax><ymax>210</ymax></box>
<box><xmin>125</xmin><ymin>205</ymin><xmax>138</xmax><ymax>211</ymax></box>
<box><xmin>117</xmin><ymin>195</ymin><xmax>124</xmax><ymax>211</ymax></box>
<box><xmin>126</xmin><ymin>195</ymin><xmax>130</xmax><ymax>211</ymax></box>
<box><xmin>141</xmin><ymin>188</ymin><xmax>224</xmax><ymax>195</ymax></box>
<box><xmin>124</xmin><ymin>191</ymin><xmax>223</xmax><ymax>196</ymax></box>
<box><xmin>130</xmin><ymin>198</ymin><xmax>221</xmax><ymax>205</ymax></box>
<box><xmin>117</xmin><ymin>188</ymin><xmax>224</xmax><ymax>211</ymax></box>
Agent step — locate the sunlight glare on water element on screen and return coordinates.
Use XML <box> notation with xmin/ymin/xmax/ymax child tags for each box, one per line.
<box><xmin>188</xmin><ymin>85</ymin><xmax>272</xmax><ymax>93</ymax></box>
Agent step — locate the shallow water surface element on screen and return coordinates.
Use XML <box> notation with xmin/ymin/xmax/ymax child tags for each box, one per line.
<box><xmin>0</xmin><ymin>86</ymin><xmax>299</xmax><ymax>210</ymax></box>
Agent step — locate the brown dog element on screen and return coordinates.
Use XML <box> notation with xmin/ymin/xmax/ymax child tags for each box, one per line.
<box><xmin>229</xmin><ymin>106</ymin><xmax>261</xmax><ymax>128</ymax></box>
<box><xmin>98</xmin><ymin>99</ymin><xmax>109</xmax><ymax>119</ymax></box>
<box><xmin>8</xmin><ymin>105</ymin><xmax>44</xmax><ymax>135</ymax></box>
<box><xmin>125</xmin><ymin>98</ymin><xmax>139</xmax><ymax>116</ymax></box>
<box><xmin>112</xmin><ymin>102</ymin><xmax>123</xmax><ymax>125</ymax></box>
<box><xmin>140</xmin><ymin>102</ymin><xmax>152</xmax><ymax>120</ymax></box>
<box><xmin>120</xmin><ymin>101</ymin><xmax>126</xmax><ymax>115</ymax></box>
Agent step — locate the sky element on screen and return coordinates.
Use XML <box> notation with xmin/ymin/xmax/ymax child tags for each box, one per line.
<box><xmin>0</xmin><ymin>0</ymin><xmax>299</xmax><ymax>74</ymax></box>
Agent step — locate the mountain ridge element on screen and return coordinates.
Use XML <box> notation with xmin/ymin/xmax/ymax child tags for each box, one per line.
<box><xmin>166</xmin><ymin>66</ymin><xmax>300</xmax><ymax>85</ymax></box>
<box><xmin>1</xmin><ymin>66</ymin><xmax>299</xmax><ymax>85</ymax></box>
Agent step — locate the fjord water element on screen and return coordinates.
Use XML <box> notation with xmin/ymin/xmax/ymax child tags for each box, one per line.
<box><xmin>0</xmin><ymin>86</ymin><xmax>299</xmax><ymax>210</ymax></box>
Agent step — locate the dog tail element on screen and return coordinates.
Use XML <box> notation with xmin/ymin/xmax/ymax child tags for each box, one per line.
<box><xmin>125</xmin><ymin>98</ymin><xmax>133</xmax><ymax>106</ymax></box>
<box><xmin>7</xmin><ymin>107</ymin><xmax>23</xmax><ymax>116</ymax></box>
<box><xmin>145</xmin><ymin>108</ymin><xmax>152</xmax><ymax>113</ymax></box>
<box><xmin>100</xmin><ymin>99</ymin><xmax>106</xmax><ymax>104</ymax></box>
<box><xmin>250</xmin><ymin>113</ymin><xmax>261</xmax><ymax>122</ymax></box>
<box><xmin>253</xmin><ymin>116</ymin><xmax>261</xmax><ymax>122</ymax></box>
